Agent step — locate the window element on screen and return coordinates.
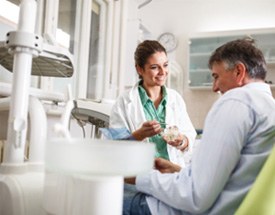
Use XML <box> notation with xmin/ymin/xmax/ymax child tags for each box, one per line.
<box><xmin>51</xmin><ymin>0</ymin><xmax>77</xmax><ymax>95</ymax></box>
<box><xmin>87</xmin><ymin>2</ymin><xmax>101</xmax><ymax>100</ymax></box>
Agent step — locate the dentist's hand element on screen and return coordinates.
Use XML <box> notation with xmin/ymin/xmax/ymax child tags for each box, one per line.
<box><xmin>132</xmin><ymin>120</ymin><xmax>162</xmax><ymax>141</ymax></box>
<box><xmin>163</xmin><ymin>133</ymin><xmax>184</xmax><ymax>147</ymax></box>
<box><xmin>163</xmin><ymin>134</ymin><xmax>189</xmax><ymax>151</ymax></box>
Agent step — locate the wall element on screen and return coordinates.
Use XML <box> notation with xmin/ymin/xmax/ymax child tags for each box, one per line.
<box><xmin>138</xmin><ymin>0</ymin><xmax>275</xmax><ymax>129</ymax></box>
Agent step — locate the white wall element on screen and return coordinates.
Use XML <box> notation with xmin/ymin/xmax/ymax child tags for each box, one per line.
<box><xmin>124</xmin><ymin>0</ymin><xmax>140</xmax><ymax>89</ymax></box>
<box><xmin>138</xmin><ymin>0</ymin><xmax>275</xmax><ymax>129</ymax></box>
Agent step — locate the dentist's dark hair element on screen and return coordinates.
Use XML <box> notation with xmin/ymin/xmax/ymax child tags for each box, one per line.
<box><xmin>134</xmin><ymin>40</ymin><xmax>167</xmax><ymax>70</ymax></box>
<box><xmin>208</xmin><ymin>38</ymin><xmax>267</xmax><ymax>80</ymax></box>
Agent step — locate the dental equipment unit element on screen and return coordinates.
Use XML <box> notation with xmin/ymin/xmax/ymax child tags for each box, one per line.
<box><xmin>0</xmin><ymin>1</ymin><xmax>154</xmax><ymax>214</ymax></box>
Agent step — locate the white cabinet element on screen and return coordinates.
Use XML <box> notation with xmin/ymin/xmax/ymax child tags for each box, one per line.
<box><xmin>188</xmin><ymin>30</ymin><xmax>275</xmax><ymax>88</ymax></box>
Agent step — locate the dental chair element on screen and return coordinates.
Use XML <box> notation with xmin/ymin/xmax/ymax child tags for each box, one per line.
<box><xmin>235</xmin><ymin>130</ymin><xmax>275</xmax><ymax>215</ymax></box>
<box><xmin>0</xmin><ymin>1</ymin><xmax>155</xmax><ymax>214</ymax></box>
<box><xmin>0</xmin><ymin>0</ymin><xmax>74</xmax><ymax>214</ymax></box>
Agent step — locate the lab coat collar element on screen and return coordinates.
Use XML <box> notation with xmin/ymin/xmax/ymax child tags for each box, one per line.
<box><xmin>165</xmin><ymin>93</ymin><xmax>176</xmax><ymax>125</ymax></box>
<box><xmin>126</xmin><ymin>82</ymin><xmax>147</xmax><ymax>129</ymax></box>
<box><xmin>127</xmin><ymin>81</ymin><xmax>141</xmax><ymax>102</ymax></box>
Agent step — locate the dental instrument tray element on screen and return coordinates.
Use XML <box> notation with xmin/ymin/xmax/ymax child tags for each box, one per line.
<box><xmin>72</xmin><ymin>99</ymin><xmax>113</xmax><ymax>128</ymax></box>
<box><xmin>0</xmin><ymin>41</ymin><xmax>74</xmax><ymax>77</ymax></box>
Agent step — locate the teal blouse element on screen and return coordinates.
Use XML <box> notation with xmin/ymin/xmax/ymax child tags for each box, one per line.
<box><xmin>138</xmin><ymin>84</ymin><xmax>169</xmax><ymax>160</ymax></box>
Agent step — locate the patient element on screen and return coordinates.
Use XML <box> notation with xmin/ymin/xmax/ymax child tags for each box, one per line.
<box><xmin>109</xmin><ymin>40</ymin><xmax>196</xmax><ymax>167</ymax></box>
<box><xmin>123</xmin><ymin>38</ymin><xmax>275</xmax><ymax>214</ymax></box>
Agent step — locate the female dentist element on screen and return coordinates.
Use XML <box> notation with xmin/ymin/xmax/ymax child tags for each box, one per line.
<box><xmin>110</xmin><ymin>40</ymin><xmax>196</xmax><ymax>167</ymax></box>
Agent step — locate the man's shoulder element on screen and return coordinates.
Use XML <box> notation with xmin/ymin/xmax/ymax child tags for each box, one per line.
<box><xmin>223</xmin><ymin>86</ymin><xmax>253</xmax><ymax>100</ymax></box>
<box><xmin>225</xmin><ymin>83</ymin><xmax>271</xmax><ymax>98</ymax></box>
<box><xmin>219</xmin><ymin>85</ymin><xmax>273</xmax><ymax>109</ymax></box>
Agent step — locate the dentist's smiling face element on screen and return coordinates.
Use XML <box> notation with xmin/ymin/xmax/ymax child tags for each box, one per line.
<box><xmin>137</xmin><ymin>51</ymin><xmax>168</xmax><ymax>87</ymax></box>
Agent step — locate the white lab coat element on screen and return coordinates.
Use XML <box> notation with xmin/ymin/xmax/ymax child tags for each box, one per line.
<box><xmin>110</xmin><ymin>82</ymin><xmax>197</xmax><ymax>167</ymax></box>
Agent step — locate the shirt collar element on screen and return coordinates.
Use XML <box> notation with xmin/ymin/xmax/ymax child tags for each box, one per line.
<box><xmin>138</xmin><ymin>81</ymin><xmax>167</xmax><ymax>106</ymax></box>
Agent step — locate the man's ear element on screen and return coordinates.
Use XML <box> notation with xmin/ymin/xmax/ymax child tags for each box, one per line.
<box><xmin>235</xmin><ymin>63</ymin><xmax>246</xmax><ymax>85</ymax></box>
